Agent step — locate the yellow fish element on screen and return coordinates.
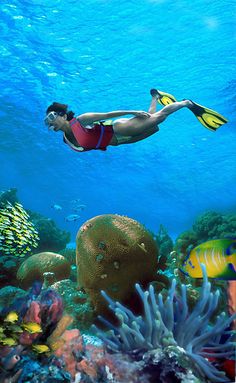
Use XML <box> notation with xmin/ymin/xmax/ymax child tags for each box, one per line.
<box><xmin>4</xmin><ymin>311</ymin><xmax>18</xmax><ymax>323</ymax></box>
<box><xmin>10</xmin><ymin>325</ymin><xmax>23</xmax><ymax>333</ymax></box>
<box><xmin>181</xmin><ymin>239</ymin><xmax>236</xmax><ymax>279</ymax></box>
<box><xmin>21</xmin><ymin>322</ymin><xmax>42</xmax><ymax>334</ymax></box>
<box><xmin>32</xmin><ymin>344</ymin><xmax>50</xmax><ymax>353</ymax></box>
<box><xmin>0</xmin><ymin>337</ymin><xmax>17</xmax><ymax>346</ymax></box>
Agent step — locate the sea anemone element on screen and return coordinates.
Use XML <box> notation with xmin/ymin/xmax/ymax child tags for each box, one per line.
<box><xmin>93</xmin><ymin>265</ymin><xmax>236</xmax><ymax>382</ymax></box>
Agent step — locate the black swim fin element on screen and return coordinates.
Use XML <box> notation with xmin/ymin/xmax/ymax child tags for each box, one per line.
<box><xmin>150</xmin><ymin>89</ymin><xmax>177</xmax><ymax>106</ymax></box>
<box><xmin>188</xmin><ymin>101</ymin><xmax>228</xmax><ymax>131</ymax></box>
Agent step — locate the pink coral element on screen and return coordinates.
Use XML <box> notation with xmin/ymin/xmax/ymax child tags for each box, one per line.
<box><xmin>23</xmin><ymin>301</ymin><xmax>41</xmax><ymax>323</ymax></box>
<box><xmin>19</xmin><ymin>301</ymin><xmax>42</xmax><ymax>345</ymax></box>
<box><xmin>54</xmin><ymin>329</ymin><xmax>83</xmax><ymax>378</ymax></box>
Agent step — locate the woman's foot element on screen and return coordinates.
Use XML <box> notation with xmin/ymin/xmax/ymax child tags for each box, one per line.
<box><xmin>182</xmin><ymin>99</ymin><xmax>194</xmax><ymax>108</ymax></box>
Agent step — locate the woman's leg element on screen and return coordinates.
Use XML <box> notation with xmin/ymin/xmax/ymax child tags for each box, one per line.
<box><xmin>113</xmin><ymin>100</ymin><xmax>191</xmax><ymax>137</ymax></box>
<box><xmin>148</xmin><ymin>93</ymin><xmax>159</xmax><ymax>114</ymax></box>
<box><xmin>110</xmin><ymin>125</ymin><xmax>158</xmax><ymax>146</ymax></box>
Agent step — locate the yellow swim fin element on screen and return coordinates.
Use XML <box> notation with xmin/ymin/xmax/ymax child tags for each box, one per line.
<box><xmin>150</xmin><ymin>89</ymin><xmax>177</xmax><ymax>106</ymax></box>
<box><xmin>188</xmin><ymin>101</ymin><xmax>228</xmax><ymax>131</ymax></box>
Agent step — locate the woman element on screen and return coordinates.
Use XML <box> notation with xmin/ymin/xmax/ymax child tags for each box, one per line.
<box><xmin>44</xmin><ymin>89</ymin><xmax>227</xmax><ymax>152</ymax></box>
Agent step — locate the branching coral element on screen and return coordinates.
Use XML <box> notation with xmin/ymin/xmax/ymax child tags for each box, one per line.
<box><xmin>93</xmin><ymin>265</ymin><xmax>236</xmax><ymax>382</ymax></box>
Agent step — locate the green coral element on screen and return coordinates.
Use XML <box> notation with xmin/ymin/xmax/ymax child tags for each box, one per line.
<box><xmin>154</xmin><ymin>224</ymin><xmax>173</xmax><ymax>266</ymax></box>
<box><xmin>192</xmin><ymin>211</ymin><xmax>223</xmax><ymax>239</ymax></box>
<box><xmin>59</xmin><ymin>247</ymin><xmax>76</xmax><ymax>265</ymax></box>
<box><xmin>174</xmin><ymin>230</ymin><xmax>198</xmax><ymax>255</ymax></box>
<box><xmin>0</xmin><ymin>202</ymin><xmax>39</xmax><ymax>257</ymax></box>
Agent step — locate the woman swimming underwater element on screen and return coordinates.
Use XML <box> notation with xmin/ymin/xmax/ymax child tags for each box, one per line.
<box><xmin>44</xmin><ymin>89</ymin><xmax>228</xmax><ymax>152</ymax></box>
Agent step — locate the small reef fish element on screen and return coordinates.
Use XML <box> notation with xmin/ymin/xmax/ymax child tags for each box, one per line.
<box><xmin>4</xmin><ymin>311</ymin><xmax>19</xmax><ymax>323</ymax></box>
<box><xmin>32</xmin><ymin>344</ymin><xmax>50</xmax><ymax>353</ymax></box>
<box><xmin>71</xmin><ymin>198</ymin><xmax>81</xmax><ymax>204</ymax></box>
<box><xmin>180</xmin><ymin>239</ymin><xmax>236</xmax><ymax>280</ymax></box>
<box><xmin>51</xmin><ymin>204</ymin><xmax>62</xmax><ymax>211</ymax></box>
<box><xmin>73</xmin><ymin>204</ymin><xmax>86</xmax><ymax>212</ymax></box>
<box><xmin>21</xmin><ymin>322</ymin><xmax>42</xmax><ymax>334</ymax></box>
<box><xmin>0</xmin><ymin>337</ymin><xmax>17</xmax><ymax>346</ymax></box>
<box><xmin>65</xmin><ymin>214</ymin><xmax>80</xmax><ymax>222</ymax></box>
<box><xmin>10</xmin><ymin>325</ymin><xmax>23</xmax><ymax>333</ymax></box>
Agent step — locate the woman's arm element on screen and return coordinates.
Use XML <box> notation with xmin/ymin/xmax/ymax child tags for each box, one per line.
<box><xmin>78</xmin><ymin>110</ymin><xmax>150</xmax><ymax>124</ymax></box>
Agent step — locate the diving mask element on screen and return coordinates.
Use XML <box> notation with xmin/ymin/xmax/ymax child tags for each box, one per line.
<box><xmin>44</xmin><ymin>111</ymin><xmax>62</xmax><ymax>129</ymax></box>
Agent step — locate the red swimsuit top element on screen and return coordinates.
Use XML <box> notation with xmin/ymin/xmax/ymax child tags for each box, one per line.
<box><xmin>64</xmin><ymin>118</ymin><xmax>113</xmax><ymax>152</ymax></box>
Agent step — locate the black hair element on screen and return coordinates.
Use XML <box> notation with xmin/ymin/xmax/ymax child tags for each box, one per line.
<box><xmin>46</xmin><ymin>102</ymin><xmax>75</xmax><ymax>121</ymax></box>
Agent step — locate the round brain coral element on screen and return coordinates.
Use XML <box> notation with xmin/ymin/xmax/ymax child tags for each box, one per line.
<box><xmin>17</xmin><ymin>252</ymin><xmax>71</xmax><ymax>289</ymax></box>
<box><xmin>76</xmin><ymin>214</ymin><xmax>159</xmax><ymax>316</ymax></box>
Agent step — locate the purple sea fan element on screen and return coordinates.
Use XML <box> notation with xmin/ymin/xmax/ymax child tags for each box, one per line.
<box><xmin>93</xmin><ymin>265</ymin><xmax>236</xmax><ymax>383</ymax></box>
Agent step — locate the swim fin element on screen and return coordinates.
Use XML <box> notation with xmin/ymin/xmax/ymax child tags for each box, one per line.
<box><xmin>150</xmin><ymin>89</ymin><xmax>177</xmax><ymax>106</ymax></box>
<box><xmin>188</xmin><ymin>101</ymin><xmax>228</xmax><ymax>131</ymax></box>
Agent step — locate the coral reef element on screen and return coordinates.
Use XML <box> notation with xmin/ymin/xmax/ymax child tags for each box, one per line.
<box><xmin>12</xmin><ymin>355</ymin><xmax>71</xmax><ymax>382</ymax></box>
<box><xmin>172</xmin><ymin>211</ymin><xmax>236</xmax><ymax>307</ymax></box>
<box><xmin>93</xmin><ymin>265</ymin><xmax>236</xmax><ymax>382</ymax></box>
<box><xmin>0</xmin><ymin>255</ymin><xmax>22</xmax><ymax>288</ymax></box>
<box><xmin>174</xmin><ymin>230</ymin><xmax>198</xmax><ymax>258</ymax></box>
<box><xmin>59</xmin><ymin>248</ymin><xmax>77</xmax><ymax>281</ymax></box>
<box><xmin>54</xmin><ymin>329</ymin><xmax>144</xmax><ymax>383</ymax></box>
<box><xmin>0</xmin><ymin>286</ymin><xmax>27</xmax><ymax>312</ymax></box>
<box><xmin>16</xmin><ymin>252</ymin><xmax>71</xmax><ymax>289</ymax></box>
<box><xmin>0</xmin><ymin>202</ymin><xmax>39</xmax><ymax>257</ymax></box>
<box><xmin>51</xmin><ymin>279</ymin><xmax>95</xmax><ymax>332</ymax></box>
<box><xmin>0</xmin><ymin>283</ymin><xmax>74</xmax><ymax>382</ymax></box>
<box><xmin>0</xmin><ymin>188</ymin><xmax>18</xmax><ymax>206</ymax></box>
<box><xmin>175</xmin><ymin>211</ymin><xmax>236</xmax><ymax>256</ymax></box>
<box><xmin>29</xmin><ymin>211</ymin><xmax>71</xmax><ymax>253</ymax></box>
<box><xmin>76</xmin><ymin>214</ymin><xmax>160</xmax><ymax>317</ymax></box>
<box><xmin>153</xmin><ymin>224</ymin><xmax>173</xmax><ymax>265</ymax></box>
<box><xmin>60</xmin><ymin>247</ymin><xmax>76</xmax><ymax>266</ymax></box>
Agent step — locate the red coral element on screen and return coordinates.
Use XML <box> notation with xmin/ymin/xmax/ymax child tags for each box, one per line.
<box><xmin>53</xmin><ymin>329</ymin><xmax>133</xmax><ymax>382</ymax></box>
<box><xmin>227</xmin><ymin>281</ymin><xmax>236</xmax><ymax>329</ymax></box>
<box><xmin>54</xmin><ymin>329</ymin><xmax>83</xmax><ymax>378</ymax></box>
<box><xmin>23</xmin><ymin>301</ymin><xmax>41</xmax><ymax>324</ymax></box>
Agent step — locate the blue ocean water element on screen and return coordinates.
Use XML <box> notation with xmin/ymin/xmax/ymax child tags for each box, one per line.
<box><xmin>0</xmin><ymin>0</ymin><xmax>235</xmax><ymax>241</ymax></box>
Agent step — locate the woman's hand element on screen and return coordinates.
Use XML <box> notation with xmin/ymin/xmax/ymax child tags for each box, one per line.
<box><xmin>133</xmin><ymin>111</ymin><xmax>151</xmax><ymax>118</ymax></box>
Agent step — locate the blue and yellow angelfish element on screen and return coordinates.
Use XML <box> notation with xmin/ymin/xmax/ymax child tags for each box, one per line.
<box><xmin>180</xmin><ymin>239</ymin><xmax>236</xmax><ymax>280</ymax></box>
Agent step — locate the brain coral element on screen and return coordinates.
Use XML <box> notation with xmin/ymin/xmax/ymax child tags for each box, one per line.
<box><xmin>17</xmin><ymin>252</ymin><xmax>71</xmax><ymax>289</ymax></box>
<box><xmin>76</xmin><ymin>214</ymin><xmax>159</xmax><ymax>316</ymax></box>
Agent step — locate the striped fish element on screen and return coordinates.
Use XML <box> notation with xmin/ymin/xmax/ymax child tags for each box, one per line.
<box><xmin>180</xmin><ymin>239</ymin><xmax>236</xmax><ymax>280</ymax></box>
